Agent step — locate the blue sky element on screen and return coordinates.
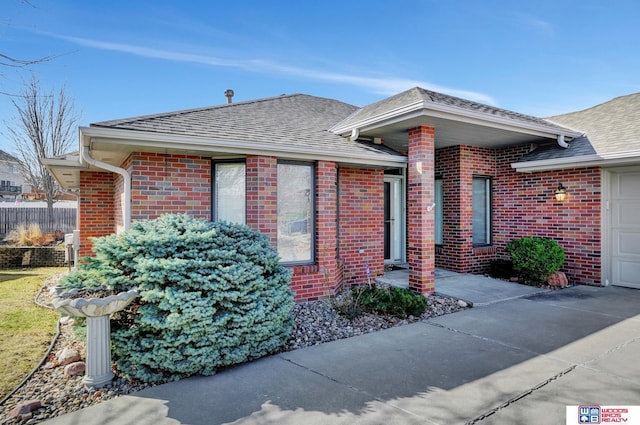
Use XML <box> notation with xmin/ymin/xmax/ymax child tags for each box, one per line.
<box><xmin>1</xmin><ymin>0</ymin><xmax>639</xmax><ymax>153</ymax></box>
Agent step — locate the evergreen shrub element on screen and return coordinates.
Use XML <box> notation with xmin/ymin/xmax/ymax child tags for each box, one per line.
<box><xmin>505</xmin><ymin>236</ymin><xmax>565</xmax><ymax>285</ymax></box>
<box><xmin>60</xmin><ymin>214</ymin><xmax>294</xmax><ymax>383</ymax></box>
<box><xmin>357</xmin><ymin>285</ymin><xmax>427</xmax><ymax>318</ymax></box>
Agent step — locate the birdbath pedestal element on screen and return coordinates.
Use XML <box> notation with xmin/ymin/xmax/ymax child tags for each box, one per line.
<box><xmin>52</xmin><ymin>289</ymin><xmax>138</xmax><ymax>388</ymax></box>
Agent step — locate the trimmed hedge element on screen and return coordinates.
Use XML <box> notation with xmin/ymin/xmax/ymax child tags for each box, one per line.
<box><xmin>505</xmin><ymin>237</ymin><xmax>565</xmax><ymax>285</ymax></box>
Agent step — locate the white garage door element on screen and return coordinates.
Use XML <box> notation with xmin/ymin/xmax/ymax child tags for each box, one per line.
<box><xmin>610</xmin><ymin>168</ymin><xmax>640</xmax><ymax>289</ymax></box>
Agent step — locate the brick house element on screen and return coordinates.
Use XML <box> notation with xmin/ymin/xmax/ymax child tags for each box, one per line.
<box><xmin>43</xmin><ymin>88</ymin><xmax>640</xmax><ymax>301</ymax></box>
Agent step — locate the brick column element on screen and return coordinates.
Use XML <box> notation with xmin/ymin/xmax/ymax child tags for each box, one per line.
<box><xmin>316</xmin><ymin>161</ymin><xmax>339</xmax><ymax>292</ymax></box>
<box><xmin>79</xmin><ymin>171</ymin><xmax>115</xmax><ymax>257</ymax></box>
<box><xmin>407</xmin><ymin>126</ymin><xmax>435</xmax><ymax>295</ymax></box>
<box><xmin>246</xmin><ymin>155</ymin><xmax>278</xmax><ymax>247</ymax></box>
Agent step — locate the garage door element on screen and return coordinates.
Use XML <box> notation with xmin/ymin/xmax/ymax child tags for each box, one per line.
<box><xmin>610</xmin><ymin>168</ymin><xmax>640</xmax><ymax>289</ymax></box>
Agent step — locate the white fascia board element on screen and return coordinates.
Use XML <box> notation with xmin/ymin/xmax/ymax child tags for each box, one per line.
<box><xmin>332</xmin><ymin>101</ymin><xmax>582</xmax><ymax>140</ymax></box>
<box><xmin>40</xmin><ymin>156</ymin><xmax>83</xmax><ymax>168</ymax></box>
<box><xmin>80</xmin><ymin>127</ymin><xmax>406</xmax><ymax>168</ymax></box>
<box><xmin>512</xmin><ymin>151</ymin><xmax>640</xmax><ymax>172</ymax></box>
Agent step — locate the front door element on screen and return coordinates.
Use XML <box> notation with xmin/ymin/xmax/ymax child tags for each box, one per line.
<box><xmin>384</xmin><ymin>176</ymin><xmax>404</xmax><ymax>264</ymax></box>
<box><xmin>609</xmin><ymin>167</ymin><xmax>640</xmax><ymax>289</ymax></box>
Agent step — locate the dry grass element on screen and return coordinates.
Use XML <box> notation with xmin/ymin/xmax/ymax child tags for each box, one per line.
<box><xmin>0</xmin><ymin>268</ymin><xmax>65</xmax><ymax>399</ymax></box>
<box><xmin>3</xmin><ymin>224</ymin><xmax>54</xmax><ymax>246</ymax></box>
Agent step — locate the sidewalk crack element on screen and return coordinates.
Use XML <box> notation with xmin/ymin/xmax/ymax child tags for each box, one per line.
<box><xmin>467</xmin><ymin>365</ymin><xmax>577</xmax><ymax>424</ymax></box>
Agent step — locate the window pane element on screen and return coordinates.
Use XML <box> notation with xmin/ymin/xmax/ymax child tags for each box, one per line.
<box><xmin>472</xmin><ymin>177</ymin><xmax>490</xmax><ymax>245</ymax></box>
<box><xmin>435</xmin><ymin>179</ymin><xmax>444</xmax><ymax>244</ymax></box>
<box><xmin>215</xmin><ymin>163</ymin><xmax>245</xmax><ymax>224</ymax></box>
<box><xmin>278</xmin><ymin>163</ymin><xmax>313</xmax><ymax>263</ymax></box>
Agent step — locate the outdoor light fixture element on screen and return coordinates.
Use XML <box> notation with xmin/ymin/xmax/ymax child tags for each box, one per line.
<box><xmin>554</xmin><ymin>183</ymin><xmax>567</xmax><ymax>202</ymax></box>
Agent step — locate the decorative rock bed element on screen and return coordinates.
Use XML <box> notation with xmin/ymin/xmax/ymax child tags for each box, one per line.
<box><xmin>0</xmin><ymin>275</ymin><xmax>468</xmax><ymax>424</ymax></box>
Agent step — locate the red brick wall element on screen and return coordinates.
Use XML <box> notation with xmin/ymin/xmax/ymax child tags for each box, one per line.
<box><xmin>494</xmin><ymin>146</ymin><xmax>601</xmax><ymax>285</ymax></box>
<box><xmin>434</xmin><ymin>144</ymin><xmax>602</xmax><ymax>286</ymax></box>
<box><xmin>408</xmin><ymin>126</ymin><xmax>436</xmax><ymax>294</ymax></box>
<box><xmin>78</xmin><ymin>171</ymin><xmax>115</xmax><ymax>257</ymax></box>
<box><xmin>435</xmin><ymin>145</ymin><xmax>497</xmax><ymax>273</ymax></box>
<box><xmin>339</xmin><ymin>167</ymin><xmax>385</xmax><ymax>287</ymax></box>
<box><xmin>246</xmin><ymin>155</ymin><xmax>277</xmax><ymax>246</ymax></box>
<box><xmin>288</xmin><ymin>161</ymin><xmax>341</xmax><ymax>302</ymax></box>
<box><xmin>130</xmin><ymin>152</ymin><xmax>210</xmax><ymax>221</ymax></box>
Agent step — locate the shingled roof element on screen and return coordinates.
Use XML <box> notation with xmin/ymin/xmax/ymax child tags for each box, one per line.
<box><xmin>92</xmin><ymin>94</ymin><xmax>404</xmax><ymax>160</ymax></box>
<box><xmin>0</xmin><ymin>149</ymin><xmax>18</xmax><ymax>163</ymax></box>
<box><xmin>518</xmin><ymin>92</ymin><xmax>640</xmax><ymax>164</ymax></box>
<box><xmin>331</xmin><ymin>87</ymin><xmax>573</xmax><ymax>134</ymax></box>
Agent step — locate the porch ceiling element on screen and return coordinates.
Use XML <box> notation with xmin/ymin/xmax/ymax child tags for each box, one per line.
<box><xmin>357</xmin><ymin>115</ymin><xmax>553</xmax><ymax>153</ymax></box>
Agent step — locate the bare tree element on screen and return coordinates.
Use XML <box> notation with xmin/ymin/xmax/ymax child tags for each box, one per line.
<box><xmin>1</xmin><ymin>1</ymin><xmax>55</xmax><ymax>72</ymax></box>
<box><xmin>6</xmin><ymin>77</ymin><xmax>79</xmax><ymax>215</ymax></box>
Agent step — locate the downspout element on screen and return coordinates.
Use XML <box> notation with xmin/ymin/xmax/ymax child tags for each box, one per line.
<box><xmin>557</xmin><ymin>134</ymin><xmax>569</xmax><ymax>149</ymax></box>
<box><xmin>80</xmin><ymin>146</ymin><xmax>132</xmax><ymax>231</ymax></box>
<box><xmin>350</xmin><ymin>128</ymin><xmax>359</xmax><ymax>142</ymax></box>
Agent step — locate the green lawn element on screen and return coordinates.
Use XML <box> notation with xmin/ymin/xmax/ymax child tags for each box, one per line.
<box><xmin>0</xmin><ymin>268</ymin><xmax>65</xmax><ymax>400</ymax></box>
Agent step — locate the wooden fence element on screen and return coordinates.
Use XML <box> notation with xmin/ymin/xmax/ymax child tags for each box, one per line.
<box><xmin>0</xmin><ymin>208</ymin><xmax>77</xmax><ymax>234</ymax></box>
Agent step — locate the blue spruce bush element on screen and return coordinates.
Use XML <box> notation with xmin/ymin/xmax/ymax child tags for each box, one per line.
<box><xmin>60</xmin><ymin>214</ymin><xmax>294</xmax><ymax>383</ymax></box>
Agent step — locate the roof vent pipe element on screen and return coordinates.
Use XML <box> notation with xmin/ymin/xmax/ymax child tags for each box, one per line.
<box><xmin>224</xmin><ymin>89</ymin><xmax>234</xmax><ymax>104</ymax></box>
<box><xmin>557</xmin><ymin>134</ymin><xmax>569</xmax><ymax>149</ymax></box>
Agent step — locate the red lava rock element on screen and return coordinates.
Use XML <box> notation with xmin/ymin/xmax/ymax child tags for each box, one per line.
<box><xmin>548</xmin><ymin>272</ymin><xmax>568</xmax><ymax>288</ymax></box>
<box><xmin>8</xmin><ymin>399</ymin><xmax>41</xmax><ymax>419</ymax></box>
<box><xmin>64</xmin><ymin>361</ymin><xmax>86</xmax><ymax>377</ymax></box>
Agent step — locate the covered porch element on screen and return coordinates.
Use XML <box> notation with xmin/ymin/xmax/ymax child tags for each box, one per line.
<box><xmin>331</xmin><ymin>87</ymin><xmax>582</xmax><ymax>296</ymax></box>
<box><xmin>376</xmin><ymin>266</ymin><xmax>548</xmax><ymax>307</ymax></box>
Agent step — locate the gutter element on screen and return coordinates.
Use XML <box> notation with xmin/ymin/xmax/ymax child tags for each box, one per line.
<box><xmin>81</xmin><ymin>126</ymin><xmax>406</xmax><ymax>168</ymax></box>
<box><xmin>331</xmin><ymin>100</ymin><xmax>582</xmax><ymax>142</ymax></box>
<box><xmin>80</xmin><ymin>145</ymin><xmax>132</xmax><ymax>231</ymax></box>
<box><xmin>512</xmin><ymin>151</ymin><xmax>640</xmax><ymax>172</ymax></box>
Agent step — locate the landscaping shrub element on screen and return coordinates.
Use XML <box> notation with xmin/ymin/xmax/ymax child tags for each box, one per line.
<box><xmin>505</xmin><ymin>237</ymin><xmax>565</xmax><ymax>285</ymax></box>
<box><xmin>60</xmin><ymin>214</ymin><xmax>294</xmax><ymax>383</ymax></box>
<box><xmin>3</xmin><ymin>223</ymin><xmax>51</xmax><ymax>246</ymax></box>
<box><xmin>356</xmin><ymin>285</ymin><xmax>427</xmax><ymax>318</ymax></box>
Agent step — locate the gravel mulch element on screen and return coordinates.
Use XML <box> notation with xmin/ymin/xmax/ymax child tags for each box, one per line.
<box><xmin>0</xmin><ymin>274</ymin><xmax>468</xmax><ymax>424</ymax></box>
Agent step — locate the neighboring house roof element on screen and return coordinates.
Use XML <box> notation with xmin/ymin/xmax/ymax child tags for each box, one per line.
<box><xmin>0</xmin><ymin>149</ymin><xmax>18</xmax><ymax>163</ymax></box>
<box><xmin>514</xmin><ymin>92</ymin><xmax>640</xmax><ymax>171</ymax></box>
<box><xmin>91</xmin><ymin>93</ymin><xmax>404</xmax><ymax>162</ymax></box>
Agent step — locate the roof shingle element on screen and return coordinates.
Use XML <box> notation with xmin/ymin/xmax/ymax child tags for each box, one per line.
<box><xmin>93</xmin><ymin>94</ymin><xmax>404</xmax><ymax>160</ymax></box>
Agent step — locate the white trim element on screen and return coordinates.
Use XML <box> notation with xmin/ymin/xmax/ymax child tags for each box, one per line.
<box><xmin>384</xmin><ymin>175</ymin><xmax>406</xmax><ymax>264</ymax></box>
<box><xmin>601</xmin><ymin>168</ymin><xmax>610</xmax><ymax>287</ymax></box>
<box><xmin>80</xmin><ymin>126</ymin><xmax>407</xmax><ymax>168</ymax></box>
<box><xmin>512</xmin><ymin>151</ymin><xmax>640</xmax><ymax>172</ymax></box>
<box><xmin>331</xmin><ymin>100</ymin><xmax>582</xmax><ymax>140</ymax></box>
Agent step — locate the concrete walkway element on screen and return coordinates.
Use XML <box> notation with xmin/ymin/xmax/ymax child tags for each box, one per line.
<box><xmin>44</xmin><ymin>280</ymin><xmax>640</xmax><ymax>425</ymax></box>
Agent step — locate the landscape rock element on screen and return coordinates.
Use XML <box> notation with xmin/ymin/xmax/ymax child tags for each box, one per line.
<box><xmin>548</xmin><ymin>272</ymin><xmax>568</xmax><ymax>288</ymax></box>
<box><xmin>63</xmin><ymin>362</ymin><xmax>86</xmax><ymax>377</ymax></box>
<box><xmin>8</xmin><ymin>400</ymin><xmax>41</xmax><ymax>420</ymax></box>
<box><xmin>56</xmin><ymin>347</ymin><xmax>81</xmax><ymax>366</ymax></box>
<box><xmin>1</xmin><ymin>274</ymin><xmax>469</xmax><ymax>425</ymax></box>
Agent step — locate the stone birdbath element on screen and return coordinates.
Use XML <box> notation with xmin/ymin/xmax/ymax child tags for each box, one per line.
<box><xmin>52</xmin><ymin>288</ymin><xmax>139</xmax><ymax>388</ymax></box>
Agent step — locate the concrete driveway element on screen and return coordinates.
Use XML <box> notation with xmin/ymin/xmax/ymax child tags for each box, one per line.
<box><xmin>43</xmin><ymin>283</ymin><xmax>640</xmax><ymax>425</ymax></box>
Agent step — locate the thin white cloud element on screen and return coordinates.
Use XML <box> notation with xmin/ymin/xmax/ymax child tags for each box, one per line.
<box><xmin>518</xmin><ymin>14</ymin><xmax>554</xmax><ymax>37</ymax></box>
<box><xmin>54</xmin><ymin>33</ymin><xmax>497</xmax><ymax>105</ymax></box>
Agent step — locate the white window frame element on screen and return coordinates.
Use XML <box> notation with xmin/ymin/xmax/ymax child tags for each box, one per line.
<box><xmin>213</xmin><ymin>161</ymin><xmax>246</xmax><ymax>224</ymax></box>
<box><xmin>277</xmin><ymin>161</ymin><xmax>315</xmax><ymax>264</ymax></box>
